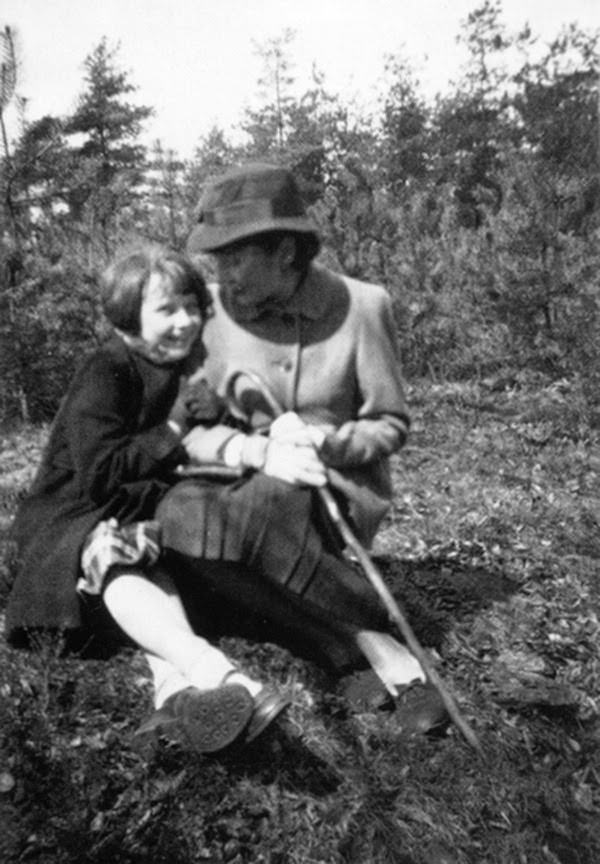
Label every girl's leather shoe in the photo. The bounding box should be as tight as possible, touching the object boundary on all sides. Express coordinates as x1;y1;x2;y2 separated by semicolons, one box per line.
244;686;291;743
135;683;254;753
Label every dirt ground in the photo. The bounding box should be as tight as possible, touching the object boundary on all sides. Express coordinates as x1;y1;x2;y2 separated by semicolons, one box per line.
1;379;599;863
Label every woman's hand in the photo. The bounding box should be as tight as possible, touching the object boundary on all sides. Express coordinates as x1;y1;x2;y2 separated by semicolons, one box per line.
261;412;327;486
269;411;327;450
262;438;327;487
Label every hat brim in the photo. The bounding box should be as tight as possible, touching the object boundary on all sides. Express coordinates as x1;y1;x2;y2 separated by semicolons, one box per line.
187;217;320;255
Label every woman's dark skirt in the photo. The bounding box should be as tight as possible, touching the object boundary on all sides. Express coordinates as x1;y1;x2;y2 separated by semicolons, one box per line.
156;474;388;672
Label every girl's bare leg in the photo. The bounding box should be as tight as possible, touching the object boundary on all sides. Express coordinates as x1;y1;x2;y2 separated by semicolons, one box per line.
103;566;262;706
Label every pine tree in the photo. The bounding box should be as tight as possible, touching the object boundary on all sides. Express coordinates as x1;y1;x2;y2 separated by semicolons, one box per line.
64;38;153;258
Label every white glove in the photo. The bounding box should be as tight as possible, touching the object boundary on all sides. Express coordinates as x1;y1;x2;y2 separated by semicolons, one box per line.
269;411;327;451
263;437;327;487
224;413;328;486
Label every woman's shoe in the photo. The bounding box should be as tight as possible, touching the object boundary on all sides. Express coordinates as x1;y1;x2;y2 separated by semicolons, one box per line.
339;668;396;712
244;686;292;743
393;680;449;735
339;670;449;735
135;683;254;753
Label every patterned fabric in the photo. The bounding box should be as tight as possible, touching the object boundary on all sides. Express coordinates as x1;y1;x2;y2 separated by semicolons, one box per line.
78;518;162;596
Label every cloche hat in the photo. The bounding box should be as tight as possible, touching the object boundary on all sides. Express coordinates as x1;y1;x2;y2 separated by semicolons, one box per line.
186;163;320;254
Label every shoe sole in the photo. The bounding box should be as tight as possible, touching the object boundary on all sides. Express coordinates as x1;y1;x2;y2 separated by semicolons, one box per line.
173;684;254;753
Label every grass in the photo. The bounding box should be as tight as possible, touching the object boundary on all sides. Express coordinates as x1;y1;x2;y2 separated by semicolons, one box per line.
1;374;599;864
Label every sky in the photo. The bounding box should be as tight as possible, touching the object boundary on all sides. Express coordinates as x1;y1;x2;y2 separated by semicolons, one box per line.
1;0;598;158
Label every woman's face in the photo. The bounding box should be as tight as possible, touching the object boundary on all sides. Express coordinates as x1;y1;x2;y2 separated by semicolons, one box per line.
139;272;202;363
213;241;291;318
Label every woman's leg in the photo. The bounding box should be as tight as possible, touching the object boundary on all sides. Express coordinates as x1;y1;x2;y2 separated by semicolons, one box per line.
356;631;425;694
159;477;425;692
300;550;426;691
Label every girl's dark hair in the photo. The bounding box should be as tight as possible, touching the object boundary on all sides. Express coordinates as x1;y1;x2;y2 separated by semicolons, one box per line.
101;246;211;335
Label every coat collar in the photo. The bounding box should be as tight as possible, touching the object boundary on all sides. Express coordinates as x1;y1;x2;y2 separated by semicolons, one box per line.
281;264;329;319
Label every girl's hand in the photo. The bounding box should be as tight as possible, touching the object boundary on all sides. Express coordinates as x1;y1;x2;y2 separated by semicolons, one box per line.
169;377;224;435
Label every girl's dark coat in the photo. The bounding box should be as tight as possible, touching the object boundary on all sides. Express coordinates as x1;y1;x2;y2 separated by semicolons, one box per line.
5;335;185;645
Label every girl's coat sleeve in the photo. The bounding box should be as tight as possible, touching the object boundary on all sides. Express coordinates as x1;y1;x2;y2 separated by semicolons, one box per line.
55;349;184;506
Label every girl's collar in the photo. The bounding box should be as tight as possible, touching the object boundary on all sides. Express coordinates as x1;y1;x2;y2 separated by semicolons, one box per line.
114;329;181;367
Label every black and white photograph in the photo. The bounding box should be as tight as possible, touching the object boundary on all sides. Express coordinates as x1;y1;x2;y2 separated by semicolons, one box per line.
1;1;599;861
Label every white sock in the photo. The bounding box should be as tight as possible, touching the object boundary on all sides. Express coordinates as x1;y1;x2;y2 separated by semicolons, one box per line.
184;649;263;698
225;671;263;698
356;631;426;695
145;654;189;709
146;645;264;708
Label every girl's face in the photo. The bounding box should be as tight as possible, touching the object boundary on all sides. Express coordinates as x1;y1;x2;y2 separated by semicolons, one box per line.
139;272;202;363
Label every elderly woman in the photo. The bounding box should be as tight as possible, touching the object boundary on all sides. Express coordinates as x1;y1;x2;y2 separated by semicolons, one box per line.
158;163;446;733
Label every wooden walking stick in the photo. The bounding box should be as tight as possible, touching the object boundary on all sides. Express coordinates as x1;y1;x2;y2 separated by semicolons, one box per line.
226;370;484;754
315;485;483;754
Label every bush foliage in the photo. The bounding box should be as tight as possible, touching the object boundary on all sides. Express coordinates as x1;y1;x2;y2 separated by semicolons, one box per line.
1;3;599;422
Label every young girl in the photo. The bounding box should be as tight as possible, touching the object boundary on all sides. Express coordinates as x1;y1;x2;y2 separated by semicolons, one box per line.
5;246;288;753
